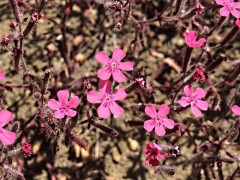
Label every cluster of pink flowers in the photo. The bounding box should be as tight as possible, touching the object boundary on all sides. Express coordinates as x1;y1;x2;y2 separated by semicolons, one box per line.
144;143;167;166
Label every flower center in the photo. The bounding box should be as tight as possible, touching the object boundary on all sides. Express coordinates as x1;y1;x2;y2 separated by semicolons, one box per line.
111;62;116;67
59;100;70;112
225;3;233;11
104;95;112;102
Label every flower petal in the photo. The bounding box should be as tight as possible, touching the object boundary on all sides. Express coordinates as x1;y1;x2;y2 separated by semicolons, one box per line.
95;51;110;65
0;110;13;128
48;99;60;110
144;120;156;132
114;88;127;101
112;69;126;83
157;104;170;117
193;87;206;99
196;100;208;111
68;96;80;108
57;90;69;102
236;19;240;28
97;103;110;119
145;105;157;118
65;109;77;117
112;48;126;62
155;123;166;136
109;101;124;118
231;8;240;18
98;80;112;94
234;2;240;8
191;103;202;117
54;111;65;119
195;38;206;47
87;90;103;104
231;105;240;116
0;128;16;146
215;0;225;5
97;66;112;80
220;7;230;17
179;97;190;107
162;118;175;129
119;62;134;71
184;85;193;97
0;71;5;80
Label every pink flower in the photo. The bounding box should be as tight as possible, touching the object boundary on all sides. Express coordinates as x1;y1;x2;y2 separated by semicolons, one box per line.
184;31;206;48
144;143;168;166
193;67;205;82
144;104;175;136
48;90;80;119
0;71;5;80
179;85;208;117
215;0;240;18
87;80;127;119
231;105;240;116
236;19;240;28
96;48;134;83
0;110;16;146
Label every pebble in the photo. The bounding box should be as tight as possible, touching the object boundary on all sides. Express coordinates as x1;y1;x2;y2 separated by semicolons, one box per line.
127;138;139;152
111;148;121;163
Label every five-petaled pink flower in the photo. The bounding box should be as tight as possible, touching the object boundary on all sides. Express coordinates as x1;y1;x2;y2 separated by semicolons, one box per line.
96;48;134;83
48;90;80;119
144;104;175;136
184;31;206;48
179;85;208;117
215;0;240;18
87;80;127;119
231;105;240;116
0;110;16;146
144;143;168;166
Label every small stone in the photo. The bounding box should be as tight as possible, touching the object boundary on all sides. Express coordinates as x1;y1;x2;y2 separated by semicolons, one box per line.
127;138;139;152
33;142;42;154
73;35;83;46
75;53;85;63
111;148;121;163
46;43;57;52
80;147;90;160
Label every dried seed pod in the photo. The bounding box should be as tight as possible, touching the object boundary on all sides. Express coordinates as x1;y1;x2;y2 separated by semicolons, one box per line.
89;119;118;136
4;164;25;180
206;55;226;71
23;12;40;37
11;121;21;133
173;0;184;15
182;46;193;73
41;69;51;95
220;25;239;46
125;120;144;127
70;133;88;150
225;65;240;82
8;0;21;24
